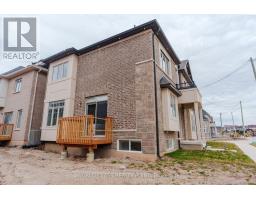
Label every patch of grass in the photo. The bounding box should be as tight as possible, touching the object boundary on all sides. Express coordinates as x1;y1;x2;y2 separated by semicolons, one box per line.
166;148;255;166
207;141;239;151
111;160;123;164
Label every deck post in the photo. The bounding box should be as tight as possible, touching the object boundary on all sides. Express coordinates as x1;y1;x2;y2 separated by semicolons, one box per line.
60;145;68;160
86;146;94;162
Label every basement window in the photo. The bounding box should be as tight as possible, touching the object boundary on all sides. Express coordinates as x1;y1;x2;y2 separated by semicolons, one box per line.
117;139;142;152
166;138;175;151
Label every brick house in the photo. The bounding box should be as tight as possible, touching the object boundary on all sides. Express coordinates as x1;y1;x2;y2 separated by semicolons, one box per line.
0;65;48;146
38;19;206;161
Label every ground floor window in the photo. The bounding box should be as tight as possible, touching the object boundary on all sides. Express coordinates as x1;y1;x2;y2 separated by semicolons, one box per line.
117;139;142;152
16;109;22;129
166;138;175;151
47;100;65;126
4;112;13;124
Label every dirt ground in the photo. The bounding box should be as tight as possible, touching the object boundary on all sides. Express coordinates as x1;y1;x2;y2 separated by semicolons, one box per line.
0;147;256;185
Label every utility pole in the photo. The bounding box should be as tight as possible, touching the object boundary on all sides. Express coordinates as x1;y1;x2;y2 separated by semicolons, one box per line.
250;57;256;81
220;112;223;127
240;101;245;135
231;112;236;132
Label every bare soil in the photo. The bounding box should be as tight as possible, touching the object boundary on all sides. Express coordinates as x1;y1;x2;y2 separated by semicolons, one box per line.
0;147;255;185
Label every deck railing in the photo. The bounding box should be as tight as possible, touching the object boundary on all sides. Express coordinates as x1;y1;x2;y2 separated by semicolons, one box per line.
56;115;113;146
0;124;14;141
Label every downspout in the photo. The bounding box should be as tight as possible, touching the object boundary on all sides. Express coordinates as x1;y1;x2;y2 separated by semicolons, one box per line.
27;69;41;144
152;33;161;159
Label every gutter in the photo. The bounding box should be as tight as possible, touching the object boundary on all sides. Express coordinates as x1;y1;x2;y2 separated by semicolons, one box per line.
152;33;161;159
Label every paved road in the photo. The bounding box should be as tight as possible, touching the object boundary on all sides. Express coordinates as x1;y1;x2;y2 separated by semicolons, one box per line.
229;137;256;162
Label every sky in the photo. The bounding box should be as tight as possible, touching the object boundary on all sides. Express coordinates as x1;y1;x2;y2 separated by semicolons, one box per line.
0;14;255;126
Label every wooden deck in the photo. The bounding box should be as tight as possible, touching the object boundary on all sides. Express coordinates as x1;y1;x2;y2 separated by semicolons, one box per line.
0;124;14;141
56;115;113;146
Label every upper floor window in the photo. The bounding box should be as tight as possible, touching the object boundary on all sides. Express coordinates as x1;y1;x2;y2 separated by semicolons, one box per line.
170;94;177;117
52;62;68;81
160;51;170;75
15;78;22;93
16;109;23;129
47;100;65;126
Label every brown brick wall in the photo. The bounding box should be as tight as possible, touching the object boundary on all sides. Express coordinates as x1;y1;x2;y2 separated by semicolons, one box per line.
73;29;180;157
74;30;158;154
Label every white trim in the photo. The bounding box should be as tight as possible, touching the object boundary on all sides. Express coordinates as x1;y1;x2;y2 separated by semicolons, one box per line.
85;95;108;104
117;139;142;153
112;129;136;132
135;59;153;65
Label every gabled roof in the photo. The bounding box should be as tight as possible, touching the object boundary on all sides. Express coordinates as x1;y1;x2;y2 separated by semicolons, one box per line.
0;65;48;79
41;19;181;66
179;60;194;83
1;66;25;76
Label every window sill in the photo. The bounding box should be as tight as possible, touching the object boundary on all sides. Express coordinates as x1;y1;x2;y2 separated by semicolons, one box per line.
117;150;142;153
49;77;70;85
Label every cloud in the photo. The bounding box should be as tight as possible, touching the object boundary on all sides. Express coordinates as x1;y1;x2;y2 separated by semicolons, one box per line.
0;14;255;125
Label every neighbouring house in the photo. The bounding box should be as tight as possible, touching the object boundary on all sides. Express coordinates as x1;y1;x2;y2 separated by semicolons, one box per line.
202;109;217;138
176;60;205;149
0;65;48;146
39;19;206;161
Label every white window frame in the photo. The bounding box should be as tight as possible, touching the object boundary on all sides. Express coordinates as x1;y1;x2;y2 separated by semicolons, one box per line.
16;109;22;129
160;50;172;77
52;62;69;81
4;112;13;124
117;139;142;153
170;93;177;118
166;138;175;151
15;78;22;93
46;100;65;127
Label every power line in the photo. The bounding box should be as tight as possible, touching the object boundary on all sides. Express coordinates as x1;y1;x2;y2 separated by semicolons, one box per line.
200;60;249;89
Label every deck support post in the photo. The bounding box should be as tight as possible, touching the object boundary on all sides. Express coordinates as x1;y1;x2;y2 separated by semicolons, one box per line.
60;145;68;160
87;146;94;162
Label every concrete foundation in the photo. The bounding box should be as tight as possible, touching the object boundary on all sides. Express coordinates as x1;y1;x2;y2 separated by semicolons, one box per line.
180;140;206;150
43;142;87;157
60;151;68;160
86;147;94;162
